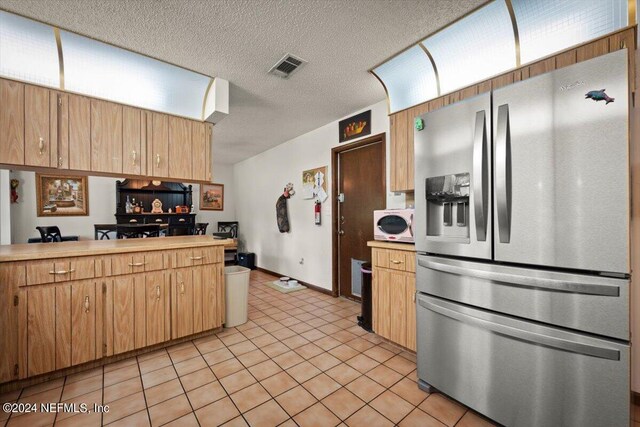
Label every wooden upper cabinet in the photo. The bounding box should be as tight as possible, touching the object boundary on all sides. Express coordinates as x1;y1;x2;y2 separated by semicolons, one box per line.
168;116;193;180
390;109;409;192
149;112;169;178
91;99;123;174
123;106;145;176
0;79;24;165
192;121;212;182
68;94;91;171
25;84;50;167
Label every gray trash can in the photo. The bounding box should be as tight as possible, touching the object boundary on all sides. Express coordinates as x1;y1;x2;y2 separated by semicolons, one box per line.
224;265;251;327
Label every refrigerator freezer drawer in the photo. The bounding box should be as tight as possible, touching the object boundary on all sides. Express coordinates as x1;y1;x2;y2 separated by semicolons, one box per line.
417;255;628;340
417;294;630;427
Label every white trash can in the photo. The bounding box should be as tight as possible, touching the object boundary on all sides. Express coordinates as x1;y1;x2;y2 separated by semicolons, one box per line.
224;265;251;327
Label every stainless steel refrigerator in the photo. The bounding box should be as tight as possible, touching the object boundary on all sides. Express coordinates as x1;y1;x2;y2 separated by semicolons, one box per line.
414;49;630;427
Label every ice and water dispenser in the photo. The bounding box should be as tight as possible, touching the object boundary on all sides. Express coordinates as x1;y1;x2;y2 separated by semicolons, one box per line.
425;173;470;241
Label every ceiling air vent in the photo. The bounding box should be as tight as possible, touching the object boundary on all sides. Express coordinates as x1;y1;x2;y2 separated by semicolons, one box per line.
268;53;307;79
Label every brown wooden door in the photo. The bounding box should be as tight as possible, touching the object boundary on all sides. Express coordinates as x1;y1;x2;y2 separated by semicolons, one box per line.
91;99;123;173
150;112;169;177
337;137;385;299
68;94;91;171
169;116;193;180
173;269;194;338
71;280;97;365
123;106;144;175
192;121;208;181
25;84;50;167
0;79;25;165
146;271;168;346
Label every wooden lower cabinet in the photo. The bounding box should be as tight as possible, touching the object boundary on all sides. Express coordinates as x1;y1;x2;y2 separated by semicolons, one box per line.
105;271;170;356
26;279;101;376
172;264;223;339
371;246;416;351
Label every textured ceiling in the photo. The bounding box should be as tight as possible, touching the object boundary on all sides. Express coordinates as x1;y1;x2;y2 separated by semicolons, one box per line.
0;0;485;164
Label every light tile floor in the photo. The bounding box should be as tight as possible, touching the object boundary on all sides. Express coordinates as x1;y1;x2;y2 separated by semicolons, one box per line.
1;270;636;426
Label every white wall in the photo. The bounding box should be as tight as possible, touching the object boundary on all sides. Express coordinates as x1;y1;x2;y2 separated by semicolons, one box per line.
234;100;406;290
9;164;236;244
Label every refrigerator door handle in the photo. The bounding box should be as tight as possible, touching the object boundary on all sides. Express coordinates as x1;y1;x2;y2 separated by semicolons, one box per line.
496;104;511;243
418;258;620;297
473;110;488;241
417;296;620;360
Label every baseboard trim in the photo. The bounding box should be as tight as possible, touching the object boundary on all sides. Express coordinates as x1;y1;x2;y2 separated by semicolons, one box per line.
255;267;335;296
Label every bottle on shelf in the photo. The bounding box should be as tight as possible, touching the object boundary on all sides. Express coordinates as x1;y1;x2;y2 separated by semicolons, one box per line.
125;196;132;214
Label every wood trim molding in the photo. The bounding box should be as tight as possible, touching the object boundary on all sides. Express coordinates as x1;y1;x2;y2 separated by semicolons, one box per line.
255;267;334;296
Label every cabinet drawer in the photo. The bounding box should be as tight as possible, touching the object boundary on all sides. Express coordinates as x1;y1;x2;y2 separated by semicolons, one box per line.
26;257;96;286
175;247;221;268
373;248;414;272
105;252;168;276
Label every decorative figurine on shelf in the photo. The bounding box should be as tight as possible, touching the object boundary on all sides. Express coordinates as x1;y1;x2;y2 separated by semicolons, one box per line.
10;179;19;203
151;198;163;213
168;208;173;213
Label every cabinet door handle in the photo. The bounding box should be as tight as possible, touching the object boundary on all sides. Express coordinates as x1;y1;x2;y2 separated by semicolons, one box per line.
58;156;63;167
38;137;45;155
84;296;90;313
128;262;146;267
179;218;185;222
156;285;161;300
390;259;403;264
156;154;161;167
129;219;138;223
131;150;137;165
155;219;162;223
189;256;204;261
180;282;185;294
49;268;76;275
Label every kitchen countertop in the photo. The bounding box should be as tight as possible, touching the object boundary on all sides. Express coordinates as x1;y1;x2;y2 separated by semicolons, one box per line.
367;240;416;251
0;236;235;262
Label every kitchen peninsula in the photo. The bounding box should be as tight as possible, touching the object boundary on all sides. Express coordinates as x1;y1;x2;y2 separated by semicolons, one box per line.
0;236;233;391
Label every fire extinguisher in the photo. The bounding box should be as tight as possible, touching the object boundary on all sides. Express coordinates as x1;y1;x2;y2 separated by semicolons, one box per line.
314;201;321;225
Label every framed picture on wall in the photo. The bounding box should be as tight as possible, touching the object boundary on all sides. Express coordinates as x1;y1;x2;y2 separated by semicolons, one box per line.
339;110;371;143
200;183;224;211
36;174;89;217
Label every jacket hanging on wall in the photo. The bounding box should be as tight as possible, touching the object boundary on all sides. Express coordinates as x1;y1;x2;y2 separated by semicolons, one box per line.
276;183;295;233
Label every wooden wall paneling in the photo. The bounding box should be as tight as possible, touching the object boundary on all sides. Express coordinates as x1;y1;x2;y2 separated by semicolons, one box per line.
71;280;96;365
24;84;50;167
112;276;134;355
0;264;25;382
168;116;193;180
27;286;56;376
577;38;610;62
91;100;123;174
0;79;25;165
527;58;556;78
491;72;516;90
134;275;146;349
459;85;478;100
151;113;169;177
476;80;492;94
555;49;578;69
68;94;91;171
55;285;71;369
122;106;142;176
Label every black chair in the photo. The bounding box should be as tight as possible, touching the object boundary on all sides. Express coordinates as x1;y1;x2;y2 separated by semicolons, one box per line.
167;224;193;236
94;224;117;240
34;226;79;243
217;221;238;238
194;223;209;235
116;224;160;239
217;222;238;265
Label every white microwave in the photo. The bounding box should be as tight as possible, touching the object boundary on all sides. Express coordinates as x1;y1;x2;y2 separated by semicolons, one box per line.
373;209;414;243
